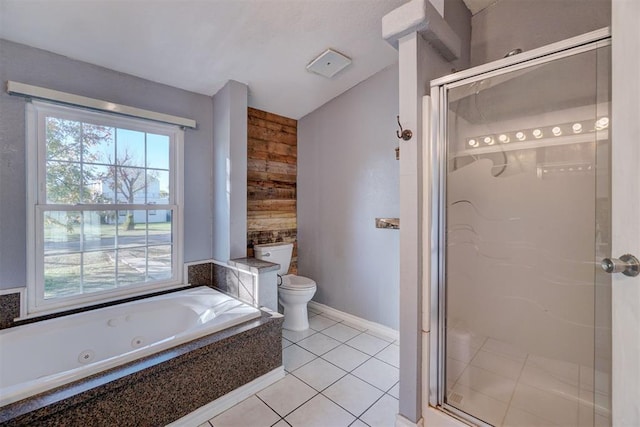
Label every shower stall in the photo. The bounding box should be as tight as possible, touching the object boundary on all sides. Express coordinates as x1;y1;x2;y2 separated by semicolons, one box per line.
429;29;612;426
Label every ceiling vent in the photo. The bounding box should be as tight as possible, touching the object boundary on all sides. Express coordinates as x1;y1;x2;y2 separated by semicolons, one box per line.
306;49;352;78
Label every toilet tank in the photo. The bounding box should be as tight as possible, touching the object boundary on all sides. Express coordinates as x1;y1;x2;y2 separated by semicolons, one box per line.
253;243;293;276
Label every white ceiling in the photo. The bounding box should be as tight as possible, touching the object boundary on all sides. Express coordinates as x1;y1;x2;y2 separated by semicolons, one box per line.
0;0;409;119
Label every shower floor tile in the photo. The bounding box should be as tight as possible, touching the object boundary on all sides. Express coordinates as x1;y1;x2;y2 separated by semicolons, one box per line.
445;329;610;426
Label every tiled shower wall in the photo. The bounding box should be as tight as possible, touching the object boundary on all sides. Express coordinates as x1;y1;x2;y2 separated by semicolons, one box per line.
247;108;298;274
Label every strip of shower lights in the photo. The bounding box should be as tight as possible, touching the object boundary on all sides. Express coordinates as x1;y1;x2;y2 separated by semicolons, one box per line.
466;117;608;149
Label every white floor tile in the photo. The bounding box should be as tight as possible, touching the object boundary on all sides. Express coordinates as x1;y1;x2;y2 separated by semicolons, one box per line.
285;394;355;427
375;344;399;368
256;375;317;417
293;357;346;391
481;338;527;362
447;329;485;362
519;361;580;400
282;328;316;343
387;382;399;399
210;395;280;427
197;422;212;427
309;314;338;331
322;344;371;372
447;337;480;364
322;323;362;342
470;349;525;381
455;365;517;403
346;333;390;356
283;345;316;372
282;337;292;349
510;382;579;426
526;354;580;386
323;374;384;417
352;357;399;391
449;384;509;426
349;419;369;427
360;394;399;427
297;333;342;356
271;420;290;427
503;406;554;427
447;358;467;391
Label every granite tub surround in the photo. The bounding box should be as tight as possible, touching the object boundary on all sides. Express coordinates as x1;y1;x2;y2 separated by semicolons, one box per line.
0;311;283;426
187;262;214;287
0;292;20;330
229;257;281;273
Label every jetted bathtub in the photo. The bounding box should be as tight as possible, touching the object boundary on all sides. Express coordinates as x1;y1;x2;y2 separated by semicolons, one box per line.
0;286;261;407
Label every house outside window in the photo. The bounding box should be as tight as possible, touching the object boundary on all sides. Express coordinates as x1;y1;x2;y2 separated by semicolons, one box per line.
26;101;184;315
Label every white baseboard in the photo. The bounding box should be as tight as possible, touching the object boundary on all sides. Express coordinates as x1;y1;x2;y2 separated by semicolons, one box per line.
396;414;424;427
308;301;399;341
168;366;285;426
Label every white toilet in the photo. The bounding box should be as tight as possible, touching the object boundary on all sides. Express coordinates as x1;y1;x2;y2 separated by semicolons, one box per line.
253;243;316;331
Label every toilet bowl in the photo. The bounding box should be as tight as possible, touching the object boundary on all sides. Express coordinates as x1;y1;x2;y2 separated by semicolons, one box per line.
253;243;317;331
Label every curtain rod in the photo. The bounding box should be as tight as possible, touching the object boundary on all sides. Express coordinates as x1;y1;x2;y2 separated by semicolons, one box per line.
6;81;197;129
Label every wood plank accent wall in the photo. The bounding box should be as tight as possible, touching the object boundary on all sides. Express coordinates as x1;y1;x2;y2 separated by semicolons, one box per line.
247;107;297;274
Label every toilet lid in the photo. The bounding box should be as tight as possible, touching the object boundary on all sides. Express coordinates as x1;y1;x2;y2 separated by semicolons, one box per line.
280;274;316;290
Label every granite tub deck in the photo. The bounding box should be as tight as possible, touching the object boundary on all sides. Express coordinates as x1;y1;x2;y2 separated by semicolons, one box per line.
0;311;283;427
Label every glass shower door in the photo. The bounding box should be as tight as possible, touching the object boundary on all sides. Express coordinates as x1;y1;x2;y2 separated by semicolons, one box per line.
438;40;611;426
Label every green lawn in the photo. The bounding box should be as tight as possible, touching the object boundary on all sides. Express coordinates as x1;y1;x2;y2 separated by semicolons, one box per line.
44;220;171;241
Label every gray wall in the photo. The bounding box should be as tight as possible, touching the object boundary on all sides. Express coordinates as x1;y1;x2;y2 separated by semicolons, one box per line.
445;0;472;73
212;80;248;261
470;0;611;66
298;64;400;330
0;39;215;290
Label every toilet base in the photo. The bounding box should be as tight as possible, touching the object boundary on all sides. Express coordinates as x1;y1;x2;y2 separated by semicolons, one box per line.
281;301;310;331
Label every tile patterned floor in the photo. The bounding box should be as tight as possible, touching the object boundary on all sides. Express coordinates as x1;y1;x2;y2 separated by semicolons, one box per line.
446;328;612;427
200;307;399;427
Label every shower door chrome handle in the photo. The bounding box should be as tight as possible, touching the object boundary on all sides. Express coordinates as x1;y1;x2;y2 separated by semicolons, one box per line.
601;254;640;277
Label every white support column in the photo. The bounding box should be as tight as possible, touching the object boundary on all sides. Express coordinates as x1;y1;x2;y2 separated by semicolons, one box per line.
212;80;248;262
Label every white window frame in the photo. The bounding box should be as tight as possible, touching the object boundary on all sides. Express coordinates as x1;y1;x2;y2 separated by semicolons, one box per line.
26;101;184;317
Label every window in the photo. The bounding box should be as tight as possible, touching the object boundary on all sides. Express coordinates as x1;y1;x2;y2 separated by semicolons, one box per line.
27;101;183;315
